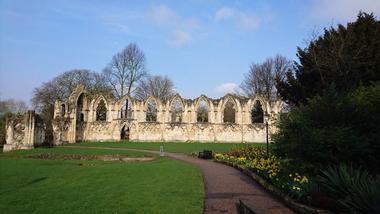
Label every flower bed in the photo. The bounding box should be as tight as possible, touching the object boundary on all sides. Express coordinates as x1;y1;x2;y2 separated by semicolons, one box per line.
214;146;332;214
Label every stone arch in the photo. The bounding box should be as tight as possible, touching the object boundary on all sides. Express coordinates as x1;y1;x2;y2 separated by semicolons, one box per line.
75;92;89;112
144;96;162;110
120;124;130;141
77;93;84;108
75;92;88;141
93;96;108;121
76;93;86;122
195;95;211;123
248;95;268;113
170;95;184;123
251;100;264;123
145;97;159;122
222;97;238;123
92;95;109;110
118;96;134;119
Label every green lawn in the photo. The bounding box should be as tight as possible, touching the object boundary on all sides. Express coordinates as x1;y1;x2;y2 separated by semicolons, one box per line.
0;147;204;214
67;141;265;154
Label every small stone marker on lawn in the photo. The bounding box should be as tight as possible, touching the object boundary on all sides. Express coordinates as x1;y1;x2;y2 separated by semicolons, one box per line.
160;146;165;157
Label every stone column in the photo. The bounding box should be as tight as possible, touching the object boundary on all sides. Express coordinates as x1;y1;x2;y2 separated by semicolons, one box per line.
3;118;15;152
21;110;35;150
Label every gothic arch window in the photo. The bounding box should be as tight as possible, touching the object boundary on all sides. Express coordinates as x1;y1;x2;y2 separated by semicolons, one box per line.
77;93;84;111
171;99;183;122
197;100;208;123
223;100;236;123
96;100;107;121
61;104;66;116
120;99;132;119
76;93;85;122
146;99;157;122
251;100;264;123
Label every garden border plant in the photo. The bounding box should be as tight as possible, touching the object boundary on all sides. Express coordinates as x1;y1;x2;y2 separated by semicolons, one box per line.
213;146;332;214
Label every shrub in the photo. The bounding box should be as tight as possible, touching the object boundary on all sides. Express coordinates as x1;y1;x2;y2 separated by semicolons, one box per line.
273;83;380;174
318;164;380;213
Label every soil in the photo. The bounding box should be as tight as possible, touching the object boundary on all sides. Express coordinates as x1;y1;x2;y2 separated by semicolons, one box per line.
26;153;155;162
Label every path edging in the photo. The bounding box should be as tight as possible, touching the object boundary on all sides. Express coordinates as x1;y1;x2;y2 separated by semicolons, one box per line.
214;160;333;214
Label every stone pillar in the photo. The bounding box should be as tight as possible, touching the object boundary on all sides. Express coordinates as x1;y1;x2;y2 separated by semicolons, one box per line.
3;118;15;152
67;109;77;143
19;111;35;150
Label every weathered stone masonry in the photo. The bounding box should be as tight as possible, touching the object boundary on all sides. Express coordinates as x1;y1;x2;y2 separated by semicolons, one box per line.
3;110;46;152
52;86;285;145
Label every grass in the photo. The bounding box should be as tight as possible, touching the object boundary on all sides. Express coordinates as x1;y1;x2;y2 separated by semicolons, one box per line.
67;141;265;154
0;147;204;214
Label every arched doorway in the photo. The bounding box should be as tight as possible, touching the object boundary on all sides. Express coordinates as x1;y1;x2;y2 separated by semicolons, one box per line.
120;125;130;141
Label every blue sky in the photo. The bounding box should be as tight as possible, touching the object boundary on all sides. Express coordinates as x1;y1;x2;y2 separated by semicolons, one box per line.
1;0;379;104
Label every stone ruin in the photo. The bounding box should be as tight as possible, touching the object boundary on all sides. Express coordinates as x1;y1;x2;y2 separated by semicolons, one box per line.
52;85;285;145
2;85;286;152
3;110;46;152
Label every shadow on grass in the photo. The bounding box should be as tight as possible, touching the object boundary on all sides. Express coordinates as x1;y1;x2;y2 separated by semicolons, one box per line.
0;177;47;195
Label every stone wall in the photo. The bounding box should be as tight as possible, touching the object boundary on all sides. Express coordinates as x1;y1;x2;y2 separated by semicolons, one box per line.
52;86;285;144
3;111;46;152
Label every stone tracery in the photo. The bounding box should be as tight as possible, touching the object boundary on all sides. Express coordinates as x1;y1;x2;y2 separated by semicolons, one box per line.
51;86;283;144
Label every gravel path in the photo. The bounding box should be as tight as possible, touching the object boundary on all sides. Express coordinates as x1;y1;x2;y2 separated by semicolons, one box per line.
64;146;294;214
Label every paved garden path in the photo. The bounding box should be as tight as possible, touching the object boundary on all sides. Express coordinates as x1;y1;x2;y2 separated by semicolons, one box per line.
65;146;294;214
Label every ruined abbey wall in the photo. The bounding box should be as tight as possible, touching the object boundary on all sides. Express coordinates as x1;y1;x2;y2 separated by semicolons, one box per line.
3;111;46;152
52;86;285;144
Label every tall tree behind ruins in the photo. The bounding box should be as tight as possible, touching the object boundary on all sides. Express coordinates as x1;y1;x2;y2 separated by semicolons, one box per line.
31;69;112;142
134;75;176;102
240;54;292;101
103;43;147;98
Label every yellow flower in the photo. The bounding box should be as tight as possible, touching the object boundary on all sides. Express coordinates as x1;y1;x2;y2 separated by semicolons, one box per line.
300;176;309;184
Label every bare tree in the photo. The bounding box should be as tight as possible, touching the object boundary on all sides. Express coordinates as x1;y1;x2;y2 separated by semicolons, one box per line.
32;69;111;111
241;54;292;101
134;75;175;102
31;69;112;142
103;43;147;98
0;99;28;115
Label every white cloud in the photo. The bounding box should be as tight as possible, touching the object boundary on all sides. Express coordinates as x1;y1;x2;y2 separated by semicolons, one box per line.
215;83;241;95
148;4;199;47
310;0;380;22
238;13;260;31
214;7;265;31
149;4;180;26
215;7;235;21
168;30;192;47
